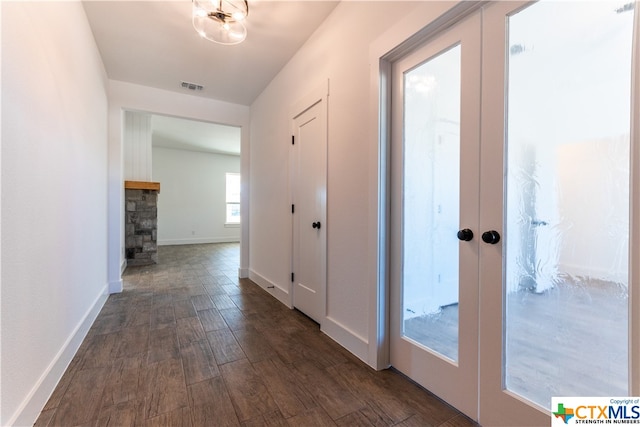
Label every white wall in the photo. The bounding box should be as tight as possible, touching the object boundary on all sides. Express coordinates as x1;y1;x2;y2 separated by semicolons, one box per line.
124;111;153;181
1;2;109;425
249;1;455;365
107;81;251;290
152;147;240;245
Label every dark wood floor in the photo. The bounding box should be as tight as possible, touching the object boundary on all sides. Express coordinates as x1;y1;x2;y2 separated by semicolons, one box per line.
35;243;476;427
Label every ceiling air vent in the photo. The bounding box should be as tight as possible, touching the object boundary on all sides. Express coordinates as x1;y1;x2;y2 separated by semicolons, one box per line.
181;81;204;91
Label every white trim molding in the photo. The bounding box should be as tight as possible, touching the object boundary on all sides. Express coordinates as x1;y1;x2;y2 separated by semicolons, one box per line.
158;237;240;246
249;269;292;308
322;316;369;364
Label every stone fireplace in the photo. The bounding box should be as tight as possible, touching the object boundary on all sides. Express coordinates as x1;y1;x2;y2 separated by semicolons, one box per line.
125;180;160;266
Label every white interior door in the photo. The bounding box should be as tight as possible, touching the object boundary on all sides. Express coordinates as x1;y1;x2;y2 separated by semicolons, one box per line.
389;12;481;419
292;94;327;324
389;1;638;425
479;1;636;424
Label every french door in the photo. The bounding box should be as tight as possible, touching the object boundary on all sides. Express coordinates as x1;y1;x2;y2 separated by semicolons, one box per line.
389;1;638;425
390;11;481;419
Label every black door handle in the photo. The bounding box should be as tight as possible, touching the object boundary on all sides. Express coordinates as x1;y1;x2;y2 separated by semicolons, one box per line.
312;221;321;230
482;230;501;244
457;229;474;241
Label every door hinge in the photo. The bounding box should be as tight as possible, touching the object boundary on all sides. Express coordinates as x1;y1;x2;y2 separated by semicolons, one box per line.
292;204;295;214
291;272;295;282
291;135;295;145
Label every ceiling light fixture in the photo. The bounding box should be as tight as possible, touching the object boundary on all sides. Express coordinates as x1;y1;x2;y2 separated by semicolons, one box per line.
192;0;249;45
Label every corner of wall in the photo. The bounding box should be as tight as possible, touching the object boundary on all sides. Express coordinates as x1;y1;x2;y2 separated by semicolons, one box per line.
7;286;108;426
109;278;123;294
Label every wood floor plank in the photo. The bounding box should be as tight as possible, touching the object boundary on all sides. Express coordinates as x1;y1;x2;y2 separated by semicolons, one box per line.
42;351;84;411
176;316;206;346
150;304;176;330
219;358;280;422
222;284;243;296
285;407;337;426
233;325;277;363
147;327;180;363
439;414;479;427
260;327;308;365
173;299;197;319
48;367;110;426
206;329;246;365
211;293;237;310
252;357;316;418
90;311;128;335
203;283;227;296
395;413;434;427
80;332;120;370
180;339;220;385
116;324;150;357
143;358;188;419
242;410;289;427
327;361;413;423
191;404;241;427
197;308;228;332
219;307;247;331
125;305;151;327
183;284;208;297
376;369;459;425
290;329;347;369
95;400;139;427
358;402;398;426
188;377;240;426
335;410;385;427
191;294;214;311
101;355;143;407
145;407;192;427
292;360;364;420
152;292;174;307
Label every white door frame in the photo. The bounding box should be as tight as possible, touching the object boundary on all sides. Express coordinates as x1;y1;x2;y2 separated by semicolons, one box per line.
289;81;329;323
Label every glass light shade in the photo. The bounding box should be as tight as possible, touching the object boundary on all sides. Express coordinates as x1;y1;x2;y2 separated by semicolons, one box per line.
192;0;248;45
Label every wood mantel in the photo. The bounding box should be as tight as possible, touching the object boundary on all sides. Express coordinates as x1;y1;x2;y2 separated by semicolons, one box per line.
124;180;160;192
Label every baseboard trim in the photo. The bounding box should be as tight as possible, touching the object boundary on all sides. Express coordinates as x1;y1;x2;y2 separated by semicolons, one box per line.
109;279;123;294
8;284;109;427
249;269;291;308
238;268;249;279
322;316;369;366
158;237;240;246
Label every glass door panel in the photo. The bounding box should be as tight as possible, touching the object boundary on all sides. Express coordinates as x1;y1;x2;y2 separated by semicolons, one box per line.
504;0;633;409
403;45;461;362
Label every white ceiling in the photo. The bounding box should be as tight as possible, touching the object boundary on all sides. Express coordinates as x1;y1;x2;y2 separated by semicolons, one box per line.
83;1;338;154
151;114;242;155
82;0;339;106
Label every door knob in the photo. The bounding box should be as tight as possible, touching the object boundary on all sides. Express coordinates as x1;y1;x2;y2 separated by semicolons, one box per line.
457;229;474;241
482;230;501;244
312;221;321;230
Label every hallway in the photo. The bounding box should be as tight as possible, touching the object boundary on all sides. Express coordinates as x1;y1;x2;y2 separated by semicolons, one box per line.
35;243;475;426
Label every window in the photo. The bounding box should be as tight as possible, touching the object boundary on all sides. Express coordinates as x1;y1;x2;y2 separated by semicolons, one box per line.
225;173;240;224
